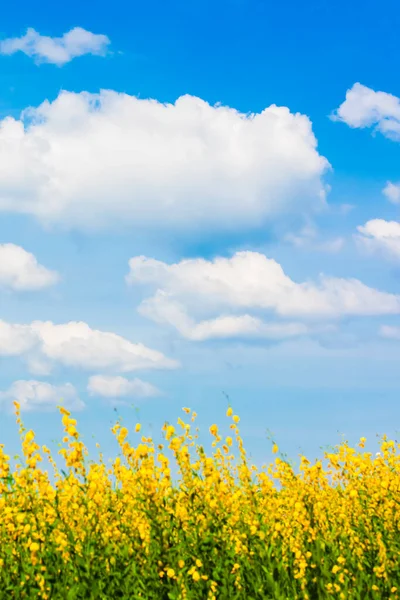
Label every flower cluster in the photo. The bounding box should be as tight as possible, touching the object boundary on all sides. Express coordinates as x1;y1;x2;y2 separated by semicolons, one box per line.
0;402;399;599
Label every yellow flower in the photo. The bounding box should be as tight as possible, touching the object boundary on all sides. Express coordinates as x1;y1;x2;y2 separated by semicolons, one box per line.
118;427;129;443
226;407;233;417
0;396;399;599
24;430;35;444
165;425;175;440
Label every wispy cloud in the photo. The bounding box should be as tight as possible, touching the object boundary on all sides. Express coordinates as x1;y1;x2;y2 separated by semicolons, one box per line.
380;325;400;340
284;223;344;254
0;319;179;375
126;251;400;342
87;375;162;403
383;182;400;205
0;380;83;413
0;27;110;66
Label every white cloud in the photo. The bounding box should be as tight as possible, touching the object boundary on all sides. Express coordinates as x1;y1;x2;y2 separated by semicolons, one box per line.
0;27;110;66
0;380;83;413
0;90;329;232
87;374;161;401
0;243;59;290
380;325;400;340
337;203;355;216
383;182;400;205
126;251;400;341
284;223;318;248
319;237;345;254
0;319;179;374
331;82;400;141
137;292;310;341
356;219;400;260
188;316;309;341
284;223;344;253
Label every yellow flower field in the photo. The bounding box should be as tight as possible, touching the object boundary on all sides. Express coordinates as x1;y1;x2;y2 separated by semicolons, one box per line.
0;401;399;599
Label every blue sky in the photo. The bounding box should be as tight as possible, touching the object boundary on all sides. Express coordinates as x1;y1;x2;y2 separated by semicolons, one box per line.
0;0;400;476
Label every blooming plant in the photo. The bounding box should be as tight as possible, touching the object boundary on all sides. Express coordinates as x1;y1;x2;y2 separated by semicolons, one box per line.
0;402;399;599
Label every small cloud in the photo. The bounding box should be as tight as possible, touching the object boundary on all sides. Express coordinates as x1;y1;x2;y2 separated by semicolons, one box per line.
0;243;59;290
284;223;317;248
331;82;400;141
318;237;345;254
356;219;400;261
383;181;400;205
0;27;110;66
284;224;344;254
379;325;400;340
87;374;161;403
337;203;354;216
0;319;179;374
0;380;83;413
